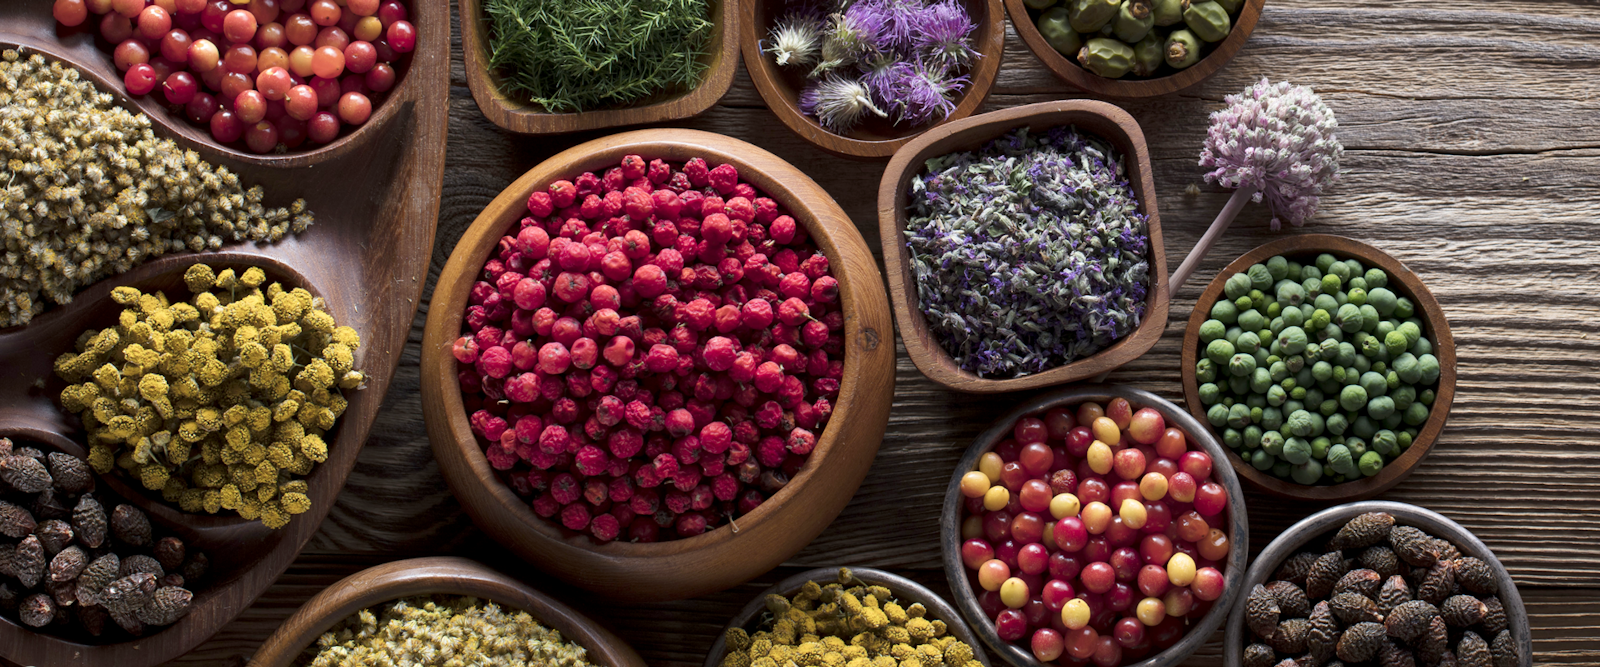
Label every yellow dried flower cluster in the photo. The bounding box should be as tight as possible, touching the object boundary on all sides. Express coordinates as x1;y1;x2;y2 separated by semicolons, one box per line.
0;50;314;328
53;263;363;530
305;595;597;667
721;569;983;667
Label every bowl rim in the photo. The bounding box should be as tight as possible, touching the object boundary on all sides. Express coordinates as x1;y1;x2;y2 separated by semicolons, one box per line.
877;100;1170;394
1177;233;1457;502
420;128;895;601
738;0;1006;159
1221;500;1533;667
938;384;1250;667
701;566;994;667
1002;0;1266;98
245;556;646;667
458;0;739;135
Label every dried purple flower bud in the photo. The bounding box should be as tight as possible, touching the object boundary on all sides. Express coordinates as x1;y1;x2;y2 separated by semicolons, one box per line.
911;0;978;68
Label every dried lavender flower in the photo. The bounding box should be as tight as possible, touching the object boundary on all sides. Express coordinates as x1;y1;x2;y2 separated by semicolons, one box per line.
912;0;979;68
765;10;826;67
799;75;887;133
1199;77;1343;230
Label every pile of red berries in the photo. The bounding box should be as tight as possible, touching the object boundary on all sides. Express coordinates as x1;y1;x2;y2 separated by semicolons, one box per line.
52;0;416;154
453;154;845;545
957;398;1234;667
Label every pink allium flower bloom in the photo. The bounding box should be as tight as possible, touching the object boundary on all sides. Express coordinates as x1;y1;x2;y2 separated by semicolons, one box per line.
1199;78;1343;230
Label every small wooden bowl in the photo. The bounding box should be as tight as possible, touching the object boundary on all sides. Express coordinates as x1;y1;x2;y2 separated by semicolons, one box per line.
940;385;1249;667
421;129;896;602
877;100;1169;394
1178;234;1457;502
740;0;1006;159
459;0;739;134
1223;500;1532;667
1004;0;1265;98
701;567;993;667
248;556;646;667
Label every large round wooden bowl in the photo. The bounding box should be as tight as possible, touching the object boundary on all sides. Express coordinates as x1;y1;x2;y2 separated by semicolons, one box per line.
702;567;992;667
1179;234;1456;502
1005;0;1264;98
739;0;1006;159
248;557;646;667
878;101;1169;394
421;129;896;602
1224;501;1532;667
460;0;739;134
940;385;1249;667
0;1;448;663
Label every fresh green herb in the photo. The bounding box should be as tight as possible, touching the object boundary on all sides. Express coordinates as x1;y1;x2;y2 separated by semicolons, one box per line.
483;0;713;113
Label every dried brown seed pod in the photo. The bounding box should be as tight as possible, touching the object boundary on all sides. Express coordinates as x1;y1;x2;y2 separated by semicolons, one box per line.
1416;616;1450;667
1244;642;1278;667
1270;618;1311;654
1481;596;1508;635
48;544;87;582
135;586;193;626
154;536;186;572
1489;629;1516;667
1307;551;1348;600
1267;580;1311;619
1329;512;1395;550
35;518;74;554
30;487;70;521
1435;539;1460;562
1384;600;1439;641
45;452;93;494
1337;622;1387;663
18;592;55;627
75;553;120;606
1277;552;1322;585
0;455;53;493
1450;558;1497;596
72;494;108;549
1331;591;1384;625
0;583;15;612
1438;650;1459;667
1456;631;1491;667
1418;561;1455;605
181;551;209;583
46;578;77;607
13;535;45;588
0;543;13;578
160;573;186;588
119;554;164;579
1334;568;1383;599
110;504;152;547
1247;583;1283;639
1380;640;1418;667
1362;546;1403;578
1390;527;1440;567
1272;659;1301;667
0;500;37;538
1306;600;1340;665
1378;575;1412;615
1440;594;1486;627
103;572;157;635
77;603;109;636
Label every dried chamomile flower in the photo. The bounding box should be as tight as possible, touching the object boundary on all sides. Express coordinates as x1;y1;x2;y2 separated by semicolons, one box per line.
306;594;597;667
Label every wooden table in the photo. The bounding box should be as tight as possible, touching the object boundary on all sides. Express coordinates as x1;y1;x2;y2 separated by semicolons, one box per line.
166;1;1600;664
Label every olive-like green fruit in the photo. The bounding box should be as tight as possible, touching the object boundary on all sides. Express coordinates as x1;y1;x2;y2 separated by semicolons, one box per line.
1213;0;1242;13
1182;0;1231;42
1069;0;1121;33
1078;37;1134;77
1024;0;1058;9
1113;0;1155;43
1129;31;1164;76
1151;0;1183;25
1164;28;1202;68
1036;7;1084;57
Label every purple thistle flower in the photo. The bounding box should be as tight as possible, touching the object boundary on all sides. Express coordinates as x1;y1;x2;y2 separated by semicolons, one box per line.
1199;77;1343;230
911;0;978;68
884;60;967;126
812;0;892;75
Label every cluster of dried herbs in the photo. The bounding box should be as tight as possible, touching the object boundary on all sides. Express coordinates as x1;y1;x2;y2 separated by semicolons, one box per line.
0;438;207;639
301;595;596;667
483;0;712;113
0;50;313;328
903;126;1151;378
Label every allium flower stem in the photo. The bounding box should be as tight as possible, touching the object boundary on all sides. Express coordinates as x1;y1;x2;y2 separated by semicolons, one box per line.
1169;184;1259;289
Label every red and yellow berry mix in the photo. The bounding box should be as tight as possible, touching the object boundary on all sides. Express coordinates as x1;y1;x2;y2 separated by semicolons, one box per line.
957;399;1232;666
454;154;846;545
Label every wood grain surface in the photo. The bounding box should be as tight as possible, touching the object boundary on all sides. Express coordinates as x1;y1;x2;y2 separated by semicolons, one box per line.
145;0;1600;664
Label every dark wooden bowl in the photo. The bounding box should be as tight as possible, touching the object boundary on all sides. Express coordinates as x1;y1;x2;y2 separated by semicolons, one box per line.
1178;234;1457;502
0;1;447;664
1004;0;1265;98
459;0;739;134
701;567;993;667
740;0;1006;159
420;129;896;602
877;100;1169;394
939;384;1249;667
1223;500;1532;667
247;556;646;667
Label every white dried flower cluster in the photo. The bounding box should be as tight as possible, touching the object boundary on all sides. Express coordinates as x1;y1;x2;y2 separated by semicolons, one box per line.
0;50;314;328
307;595;598;667
1198;77;1343;230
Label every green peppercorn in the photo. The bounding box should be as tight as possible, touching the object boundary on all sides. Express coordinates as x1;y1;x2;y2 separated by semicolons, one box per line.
1229;375;1251;395
1403;402;1429;426
1357;451;1383;476
1037;7;1084;56
1206;338;1236;365
1411;337;1432;356
1229;352;1257;378
1394;296;1415;319
1210;299;1239;325
1326;412;1348;436
1164;28;1202;68
1347;287;1367;306
1290;458;1322;484
1367;287;1398;317
1237;309;1266;334
1113;0;1155;42
1366;395;1395;420
1129;32;1164;75
1244;425;1263;449
1348;275;1368;292
1371;429;1398;457
1351;415;1377;439
1275;281;1306;307
1227;402;1252;429
1280;306;1304;329
1069;0;1121;32
1078;37;1134;77
1277;326;1309;356
1282;436;1311;464
1302;276;1323;299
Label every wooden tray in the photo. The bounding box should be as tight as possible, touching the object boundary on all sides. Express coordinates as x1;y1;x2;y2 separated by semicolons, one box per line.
459;0;739;134
878;100;1170;394
0;2;449;664
740;0;1006;159
247;556;646;667
420;129;896;602
1178;234;1456;502
1004;0;1265;98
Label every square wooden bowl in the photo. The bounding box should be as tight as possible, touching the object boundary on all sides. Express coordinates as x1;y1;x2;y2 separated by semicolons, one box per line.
459;0;739;134
877;100;1169;394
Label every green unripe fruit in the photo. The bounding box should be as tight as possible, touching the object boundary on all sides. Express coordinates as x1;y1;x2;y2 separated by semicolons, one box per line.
1164;29;1202;68
1326;412;1349;437
1244;425;1263;449
1339;384;1368;412
1234;295;1253;312
1210;299;1239;325
1069;0;1121;32
1353;355;1371;373
1347;287;1367;306
1195;357;1218;383
1367;287;1398;317
1260;256;1285;281
1223;427;1243;449
1236;331;1261;355
1113;0;1155;43
1398;430;1413;450
1417;353;1440;384
1261;406;1284;431
1251;449;1274;470
1238;309;1267;333
1403;402;1429;426
1287;410;1316;438
1199;318;1226;343
1260;430;1285;456
1229;375;1251;395
1384;330;1409;357
1198;382;1221;405
1078;37;1134;77
1280;306;1304;328
1130;32;1164;75
1036;7;1084;56
1364;268;1387;288
1205;338;1235;365
1394;296;1415;319
1266;383;1287;406
1352;416;1377;440
1301;265;1322;282
1358;451;1384;477
1272;461;1292;479
1206;403;1228;427
1302;277;1323;299
1335;303;1364;333
1276;281;1306;307
1311;360;1333;383
1229;352;1257;378
1150;0;1183;24
1291;458;1323;485
1182;0;1230;41
1391;384;1416;411
1371;429;1398;457
1398;321;1422;347
1319;399;1339;416
1360;371;1388;398
1227;402;1252;429
1326;444;1355;475
1314;294;1339;313
1348;275;1368;292
1367;395;1396;420
1277;326;1309;356
1282;436;1312;465
1224;326;1242;345
1308;308;1331;332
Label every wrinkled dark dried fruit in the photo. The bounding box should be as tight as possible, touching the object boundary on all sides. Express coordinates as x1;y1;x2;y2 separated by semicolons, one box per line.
46;577;76;607
1332;591;1384;624
1418;561;1455;605
154;537;186;572
1456;631;1491;667
75;553;120;606
1267;580;1311;618
1438;650;1459;667
0;544;13;578
1362;545;1403;578
111;504;152;547
1337;622;1388;662
1489;629;1516;667
1380;640;1418;667
0;500;36;538
1245;642;1278;667
45;452;93;494
0;583;15;612
161;573;185;588
1385;600;1440;641
13;535;45;588
1271;660;1299;667
1334;568;1383;599
1307;551;1349;600
35;518;74;554
1330;512;1395;550
72;494;107;549
135;586;193;626
103;572;157;634
119;554;164;579
0;455;53;493
1450;558;1497;596
30;487;70;521
1440;594;1486;627
1378;574;1412;615
18;592;54;627
182;552;209;583
1277;552;1321;585
1307;600;1340;664
48;545;87;582
1435;539;1460;562
1390;527;1440;567
1416;616;1450;666
1481;596;1508;635
1247;584;1284;639
77;603;108;636
1271;617;1311;654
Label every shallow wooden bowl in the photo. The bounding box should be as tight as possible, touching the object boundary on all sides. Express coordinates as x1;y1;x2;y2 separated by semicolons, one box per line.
1178;234;1457;502
459;0;739;134
877;101;1169;394
0;2;448;663
940;384;1249;667
248;556;646;667
421;129;896;602
1004;0;1264;98
1223;500;1532;667
740;0;1006;159
701;567;992;667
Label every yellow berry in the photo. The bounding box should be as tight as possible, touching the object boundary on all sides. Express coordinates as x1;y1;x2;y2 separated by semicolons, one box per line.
1061;598;1090;629
982;486;1010;512
1120;498;1148;529
960;471;991;499
1139;472;1168;501
978;452;1004;483
1049;493;1081;519
1082;501;1112;534
999;578;1029;608
1136;597;1166;626
1086;441;1113;475
961;515;983;540
1092;416;1120;445
1167;553;1196;586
